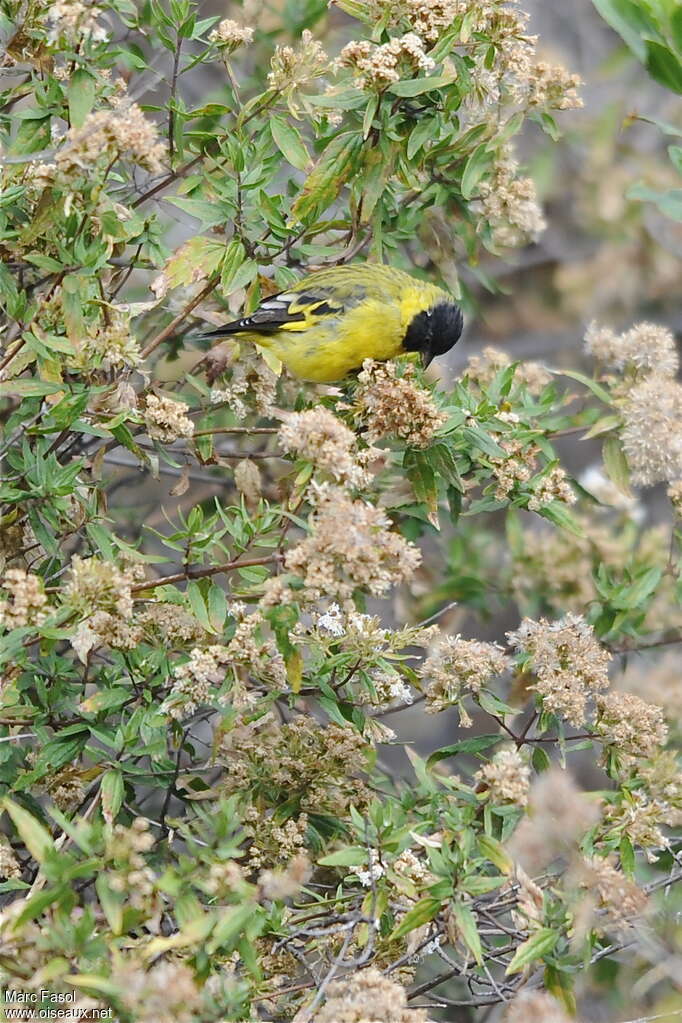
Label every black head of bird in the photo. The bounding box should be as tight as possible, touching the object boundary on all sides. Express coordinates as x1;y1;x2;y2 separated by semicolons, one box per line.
402;301;465;368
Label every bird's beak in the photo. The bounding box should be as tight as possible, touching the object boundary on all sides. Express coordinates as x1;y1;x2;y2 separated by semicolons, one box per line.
421;350;434;369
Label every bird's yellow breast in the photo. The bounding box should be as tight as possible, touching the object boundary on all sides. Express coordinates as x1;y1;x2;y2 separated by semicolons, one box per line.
243;298;406;383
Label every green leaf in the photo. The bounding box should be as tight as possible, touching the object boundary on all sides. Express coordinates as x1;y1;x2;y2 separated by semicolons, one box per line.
669;144;682;173
407;118;434;160
68;69;96;129
101;770;124;826
388;73;456;97
556;368;612;404
461;142;493;200
602;433;631;496
427;734;502;768
207;903;257;952
532;745;552;773
506;927;558;975
207;581;228;633
389;896;441;941
449;901;483;964
619;835;635;876
292;133;362;222
270;116;311;172
186;581;217;634
645;40;682;94
478;834;513;875
3;798;55;864
590;0;655;60
318;846;368;867
0;380;63;398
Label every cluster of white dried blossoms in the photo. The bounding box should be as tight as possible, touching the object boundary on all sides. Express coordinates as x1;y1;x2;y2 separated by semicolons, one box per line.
354;359;447;448
44;0;108;47
462;345;551;395
509;767;600;874
144;394;194;443
209;351;277;418
277;407;378;487
278;484;421;601
167;611;287;718
527;465;576;512
337;32;434;88
507;613;611;727
258;852;312;901
513;59;582;111
167;645;231;719
56;100;165;175
504;989;572;1023
595;691;668;759
584;321;679;377
572;855;647;935
475;748;530;806
314;967;427;1023
74;307;141;373
477;147;546;248
63;555;139;619
111;957;201;1023
0;569;48;629
72;610;142;663
267;29;328;92
209;18;254;53
489;439;538;500
420;633;509;720
619;376;682;487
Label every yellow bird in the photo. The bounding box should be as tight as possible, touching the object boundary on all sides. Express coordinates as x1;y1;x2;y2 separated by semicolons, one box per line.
197;264;464;383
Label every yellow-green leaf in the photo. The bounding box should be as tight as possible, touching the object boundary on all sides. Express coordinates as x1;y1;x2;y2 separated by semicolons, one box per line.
388;896;441;942
3;798;55;864
449;901;482;965
506;926;558;975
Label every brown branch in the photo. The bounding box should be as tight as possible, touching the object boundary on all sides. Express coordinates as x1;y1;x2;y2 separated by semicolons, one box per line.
140;277;219;359
130;553;282;593
193;426;278;437
131;153;204;209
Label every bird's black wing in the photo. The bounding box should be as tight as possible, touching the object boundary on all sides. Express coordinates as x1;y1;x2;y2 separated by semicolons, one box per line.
197;289;345;339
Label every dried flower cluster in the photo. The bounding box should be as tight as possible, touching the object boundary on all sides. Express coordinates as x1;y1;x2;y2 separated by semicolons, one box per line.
462;345;551;395
507;613;611;726
268;30;328;92
595;691;668;759
210;350;277;418
504;990;572;1023
489;439;538;500
76;307;142;372
278;407;377;487
354;359;447;448
421;633;509;719
509;767;600;874
477;147;546;247
44;0;108;47
527;465;576;511
584;320;679;377
281;484;421;601
63;555;138;619
574;855;648;933
337;32;434;88
144;394;195;442
314;967;427;1023
0;569;48;629
219;714;369;815
56;101;165;175
620;376;682;486
475;748;530;806
209;18;254;52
